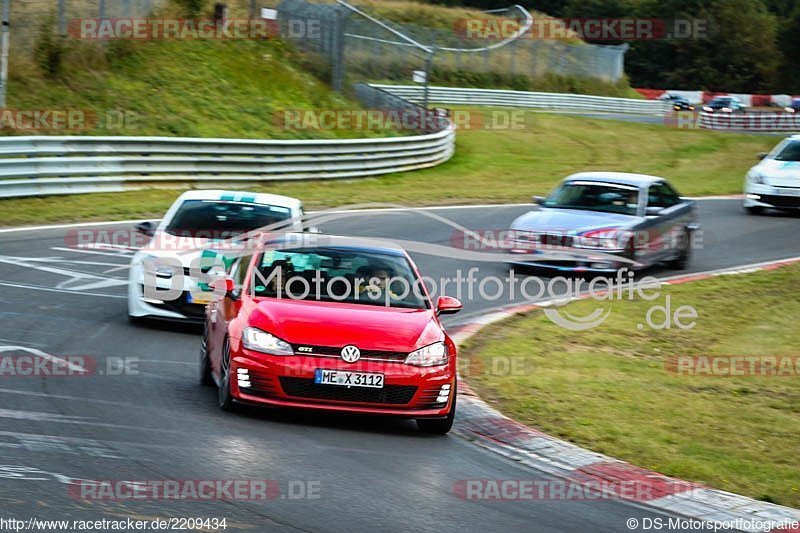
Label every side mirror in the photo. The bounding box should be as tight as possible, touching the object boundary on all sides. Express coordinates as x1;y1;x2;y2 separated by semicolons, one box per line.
436;296;462;316
532;195;545;205
135;221;155;236
757;152;768;160
645;206;663;216
210;277;238;300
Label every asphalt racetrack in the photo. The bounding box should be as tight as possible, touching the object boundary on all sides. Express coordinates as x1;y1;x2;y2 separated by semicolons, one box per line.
0;199;798;532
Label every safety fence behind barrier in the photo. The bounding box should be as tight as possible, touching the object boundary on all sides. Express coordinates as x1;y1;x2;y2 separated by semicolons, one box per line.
371;84;671;115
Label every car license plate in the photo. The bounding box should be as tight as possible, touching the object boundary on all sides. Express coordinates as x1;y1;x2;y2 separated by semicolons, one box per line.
778;188;800;197
314;369;384;389
187;291;214;305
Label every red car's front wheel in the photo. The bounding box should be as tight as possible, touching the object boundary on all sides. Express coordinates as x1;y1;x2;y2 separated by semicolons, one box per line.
218;337;237;412
200;325;214;387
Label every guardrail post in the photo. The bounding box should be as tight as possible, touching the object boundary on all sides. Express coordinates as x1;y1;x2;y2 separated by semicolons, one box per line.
422;49;434;110
57;0;66;35
0;0;9;108
331;8;346;92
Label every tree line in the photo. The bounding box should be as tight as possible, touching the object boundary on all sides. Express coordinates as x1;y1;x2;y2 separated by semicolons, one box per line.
426;0;800;93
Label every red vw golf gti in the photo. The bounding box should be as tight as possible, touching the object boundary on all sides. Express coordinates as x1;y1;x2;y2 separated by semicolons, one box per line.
200;234;462;434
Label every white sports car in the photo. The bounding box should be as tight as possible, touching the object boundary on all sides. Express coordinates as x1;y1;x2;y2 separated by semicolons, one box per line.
128;190;306;323
744;135;800;214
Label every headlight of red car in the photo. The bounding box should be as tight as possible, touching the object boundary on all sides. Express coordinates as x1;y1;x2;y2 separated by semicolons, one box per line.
405;341;448;367
242;327;294;356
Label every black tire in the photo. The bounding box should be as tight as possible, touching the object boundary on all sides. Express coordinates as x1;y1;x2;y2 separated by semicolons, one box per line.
199;324;214;387
417;383;456;435
666;230;691;270
217;337;237;412
745;205;764;215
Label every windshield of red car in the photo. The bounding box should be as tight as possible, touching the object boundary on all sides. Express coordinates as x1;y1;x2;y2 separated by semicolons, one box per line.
250;247;429;310
543;182;640;216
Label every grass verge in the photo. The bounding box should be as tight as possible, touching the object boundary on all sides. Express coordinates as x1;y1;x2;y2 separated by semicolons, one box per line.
462;264;800;507
7;5;372;139
0;109;776;227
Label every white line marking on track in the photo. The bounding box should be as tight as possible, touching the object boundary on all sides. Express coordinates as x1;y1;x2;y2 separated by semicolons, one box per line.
0;281;126;299
0;411;188;433
0;338;48;347
39;253;131;267
0;387;136;407
0;219;159;234
80;242;140;252
0;255;128;291
0;408;90;423
0;345;86;374
50;246;133;259
136;359;193;365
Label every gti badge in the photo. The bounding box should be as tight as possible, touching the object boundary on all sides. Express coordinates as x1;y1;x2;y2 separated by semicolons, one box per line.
340;345;361;363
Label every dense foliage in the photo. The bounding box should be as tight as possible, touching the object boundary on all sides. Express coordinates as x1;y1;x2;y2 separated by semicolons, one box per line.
423;0;800;93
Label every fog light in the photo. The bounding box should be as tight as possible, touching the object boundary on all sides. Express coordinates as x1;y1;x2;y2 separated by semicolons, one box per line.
745;193;761;200
436;384;452;404
237;368;251;388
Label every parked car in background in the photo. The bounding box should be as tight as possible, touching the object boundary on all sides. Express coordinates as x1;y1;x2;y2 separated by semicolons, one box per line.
660;93;695;111
784;98;800;113
702;96;745;113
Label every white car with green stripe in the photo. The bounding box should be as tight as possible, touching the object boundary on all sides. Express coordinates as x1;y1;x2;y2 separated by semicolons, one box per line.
127;190;306;323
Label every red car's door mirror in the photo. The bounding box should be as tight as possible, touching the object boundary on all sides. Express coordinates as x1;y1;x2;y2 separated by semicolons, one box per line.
436;296;462;315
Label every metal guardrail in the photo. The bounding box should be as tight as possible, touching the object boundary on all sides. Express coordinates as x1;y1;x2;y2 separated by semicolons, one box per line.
371;84;671;116
374;84;796;132
0;127;455;198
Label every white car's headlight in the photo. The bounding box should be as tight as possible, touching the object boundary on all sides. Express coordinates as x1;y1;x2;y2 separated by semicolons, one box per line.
748;172;766;185
405;341;448;367
142;255;177;278
242;327;293;356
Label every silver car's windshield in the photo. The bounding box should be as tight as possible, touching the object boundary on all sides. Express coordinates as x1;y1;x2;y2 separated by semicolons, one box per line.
543;182;639;216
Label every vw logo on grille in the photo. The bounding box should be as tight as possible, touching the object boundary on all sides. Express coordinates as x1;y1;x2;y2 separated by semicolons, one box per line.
340;345;361;363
